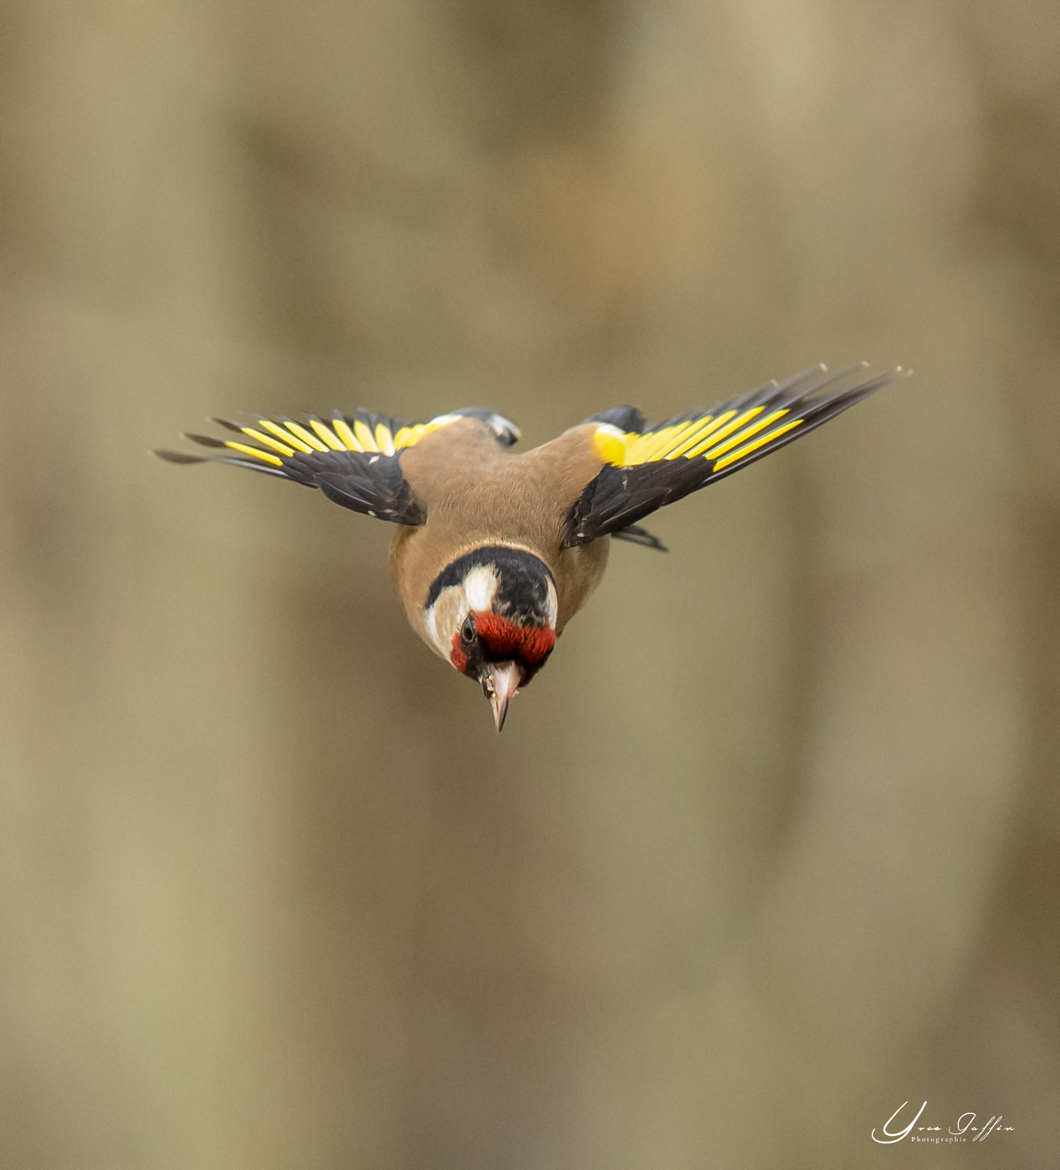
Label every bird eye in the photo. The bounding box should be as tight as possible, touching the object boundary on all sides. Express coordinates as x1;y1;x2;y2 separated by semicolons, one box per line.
461;615;476;644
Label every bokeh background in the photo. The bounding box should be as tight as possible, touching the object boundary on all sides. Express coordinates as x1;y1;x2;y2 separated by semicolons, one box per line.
3;2;1058;1167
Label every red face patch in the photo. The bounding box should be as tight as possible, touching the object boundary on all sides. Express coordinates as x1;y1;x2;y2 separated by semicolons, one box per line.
449;613;557;675
474;612;556;664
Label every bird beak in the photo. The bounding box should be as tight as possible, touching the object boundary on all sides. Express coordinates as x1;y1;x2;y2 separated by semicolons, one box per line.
482;661;521;733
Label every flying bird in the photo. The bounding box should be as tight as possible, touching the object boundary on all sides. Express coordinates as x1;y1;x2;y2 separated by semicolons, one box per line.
156;362;898;730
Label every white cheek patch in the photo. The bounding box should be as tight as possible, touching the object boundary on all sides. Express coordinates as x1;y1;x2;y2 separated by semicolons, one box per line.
544;577;558;627
464;565;499;614
422;567;500;662
424;603;442;656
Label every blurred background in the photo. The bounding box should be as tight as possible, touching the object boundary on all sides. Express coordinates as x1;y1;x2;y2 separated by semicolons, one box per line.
2;1;1057;1166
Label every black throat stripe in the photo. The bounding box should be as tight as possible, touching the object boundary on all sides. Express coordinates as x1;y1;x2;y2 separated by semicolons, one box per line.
425;545;555;610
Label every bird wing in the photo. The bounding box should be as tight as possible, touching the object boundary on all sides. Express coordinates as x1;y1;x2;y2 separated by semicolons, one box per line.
563;364;900;547
155;407;517;525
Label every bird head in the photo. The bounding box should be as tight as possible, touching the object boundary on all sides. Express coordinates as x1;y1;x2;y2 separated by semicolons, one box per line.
423;545;558;731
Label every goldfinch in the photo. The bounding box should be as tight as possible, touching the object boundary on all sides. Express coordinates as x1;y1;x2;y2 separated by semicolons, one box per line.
156;362;898;730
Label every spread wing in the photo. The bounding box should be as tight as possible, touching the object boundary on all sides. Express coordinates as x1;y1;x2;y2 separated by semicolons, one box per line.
563;364;901;547
154;406;519;526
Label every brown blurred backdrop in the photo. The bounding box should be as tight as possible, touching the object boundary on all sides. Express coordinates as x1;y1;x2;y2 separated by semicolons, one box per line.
2;2;1058;1167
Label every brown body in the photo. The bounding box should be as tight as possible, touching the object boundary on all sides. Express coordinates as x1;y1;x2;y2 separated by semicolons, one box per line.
389;419;609;649
156;362;897;728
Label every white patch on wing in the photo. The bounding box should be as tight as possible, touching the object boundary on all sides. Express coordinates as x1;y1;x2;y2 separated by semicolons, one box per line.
487;412;520;443
464;565;499;613
426;410;519;445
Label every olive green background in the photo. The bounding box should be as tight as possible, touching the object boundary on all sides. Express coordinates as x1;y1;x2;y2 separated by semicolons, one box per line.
3;2;1057;1167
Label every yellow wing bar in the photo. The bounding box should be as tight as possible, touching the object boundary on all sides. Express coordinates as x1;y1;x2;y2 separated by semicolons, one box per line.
595;405;804;470
590;364;903;477
563;364;900;549
158;406;521;484
212;412;460;467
